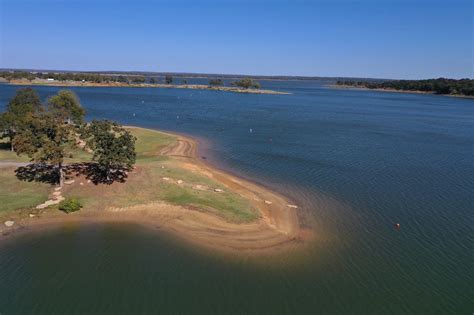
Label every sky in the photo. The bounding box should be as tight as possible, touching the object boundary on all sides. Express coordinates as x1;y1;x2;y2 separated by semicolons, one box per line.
0;0;472;79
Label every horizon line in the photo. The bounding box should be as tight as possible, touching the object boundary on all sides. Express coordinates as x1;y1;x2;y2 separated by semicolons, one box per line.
0;67;472;81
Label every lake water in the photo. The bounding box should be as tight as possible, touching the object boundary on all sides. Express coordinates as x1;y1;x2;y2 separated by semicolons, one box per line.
0;82;473;314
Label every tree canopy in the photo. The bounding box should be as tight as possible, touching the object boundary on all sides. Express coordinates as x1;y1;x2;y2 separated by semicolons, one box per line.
1;88;137;186
82;120;136;173
47;90;86;125
0;88;42;150
336;78;474;96
12;90;85;186
231;78;260;89
209;79;223;86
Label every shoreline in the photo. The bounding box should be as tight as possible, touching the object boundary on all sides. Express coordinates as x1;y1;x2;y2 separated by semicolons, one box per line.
5;80;291;95
0;127;307;254
328;84;474;99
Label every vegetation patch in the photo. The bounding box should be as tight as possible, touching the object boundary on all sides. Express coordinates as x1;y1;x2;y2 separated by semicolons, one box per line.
0;168;50;213
58;197;83;213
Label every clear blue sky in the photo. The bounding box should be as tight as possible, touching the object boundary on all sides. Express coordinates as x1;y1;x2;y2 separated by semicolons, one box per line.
0;0;472;79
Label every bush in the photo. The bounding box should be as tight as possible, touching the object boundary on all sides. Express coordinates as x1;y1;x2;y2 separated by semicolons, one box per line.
231;78;260;89
59;197;83;213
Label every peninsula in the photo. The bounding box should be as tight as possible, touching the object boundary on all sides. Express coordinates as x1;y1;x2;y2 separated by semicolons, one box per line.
0;89;302;253
0;71;291;95
333;78;474;98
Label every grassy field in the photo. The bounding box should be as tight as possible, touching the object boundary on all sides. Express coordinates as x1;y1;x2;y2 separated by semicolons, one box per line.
0;168;51;214
0;127;258;223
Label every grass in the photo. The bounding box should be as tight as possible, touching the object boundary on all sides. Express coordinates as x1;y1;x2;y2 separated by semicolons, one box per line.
0;127;258;223
0;167;51;214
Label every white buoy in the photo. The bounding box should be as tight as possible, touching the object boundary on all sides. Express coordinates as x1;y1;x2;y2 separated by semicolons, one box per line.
249;128;253;133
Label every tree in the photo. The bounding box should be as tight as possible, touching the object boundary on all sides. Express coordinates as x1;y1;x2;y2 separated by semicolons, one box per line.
231;78;260;89
165;75;173;84
12;90;85;186
82;120;136;182
149;77;157;84
131;76;145;84
47;90;85;125
209;79;223;86
0;88;41;151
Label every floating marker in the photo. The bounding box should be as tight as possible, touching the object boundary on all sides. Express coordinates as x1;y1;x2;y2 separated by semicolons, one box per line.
394;223;401;230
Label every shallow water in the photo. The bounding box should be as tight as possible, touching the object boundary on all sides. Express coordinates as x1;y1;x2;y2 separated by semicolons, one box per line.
0;82;473;314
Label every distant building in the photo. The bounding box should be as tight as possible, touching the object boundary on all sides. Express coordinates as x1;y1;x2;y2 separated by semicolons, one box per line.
46;78;54;81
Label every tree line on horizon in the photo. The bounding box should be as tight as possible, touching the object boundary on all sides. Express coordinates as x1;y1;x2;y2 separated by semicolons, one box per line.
0;71;262;89
336;78;474;96
0;88;136;186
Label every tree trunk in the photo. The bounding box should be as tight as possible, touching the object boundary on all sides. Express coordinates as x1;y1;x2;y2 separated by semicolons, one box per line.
9;131;14;152
58;162;65;187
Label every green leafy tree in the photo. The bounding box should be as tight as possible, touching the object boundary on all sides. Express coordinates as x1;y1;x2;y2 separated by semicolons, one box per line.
165;75;173;84
231;78;260;89
0;88;41;151
82;120;136;181
47;90;85;125
209;79;223;86
12;90;85;186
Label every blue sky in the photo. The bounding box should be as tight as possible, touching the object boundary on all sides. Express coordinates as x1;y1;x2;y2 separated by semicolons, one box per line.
0;0;472;79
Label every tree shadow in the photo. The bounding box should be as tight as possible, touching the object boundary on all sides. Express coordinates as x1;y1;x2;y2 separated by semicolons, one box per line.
0;142;12;151
15;163;129;185
15;163;59;185
66;163;129;185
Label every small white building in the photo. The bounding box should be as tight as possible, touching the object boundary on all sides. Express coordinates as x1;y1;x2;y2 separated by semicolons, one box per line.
46;78;55;81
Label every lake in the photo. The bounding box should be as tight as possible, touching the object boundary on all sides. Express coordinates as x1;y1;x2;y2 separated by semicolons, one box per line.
0;81;473;314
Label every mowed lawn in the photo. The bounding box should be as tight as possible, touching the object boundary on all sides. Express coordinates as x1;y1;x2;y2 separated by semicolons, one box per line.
0;167;51;214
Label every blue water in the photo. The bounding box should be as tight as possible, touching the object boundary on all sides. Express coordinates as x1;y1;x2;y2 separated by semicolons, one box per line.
0;82;473;313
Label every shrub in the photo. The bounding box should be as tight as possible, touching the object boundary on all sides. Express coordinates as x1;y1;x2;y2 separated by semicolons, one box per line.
231;78;260;89
59;197;83;213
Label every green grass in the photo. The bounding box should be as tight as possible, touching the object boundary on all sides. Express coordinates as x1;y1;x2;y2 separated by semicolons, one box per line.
0;167;51;213
0;127;258;223
130;127;176;161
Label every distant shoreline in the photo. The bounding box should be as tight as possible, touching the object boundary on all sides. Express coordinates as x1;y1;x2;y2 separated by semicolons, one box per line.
7;79;291;95
329;84;474;99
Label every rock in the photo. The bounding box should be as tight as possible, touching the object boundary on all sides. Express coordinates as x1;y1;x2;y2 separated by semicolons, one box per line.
52;191;62;197
161;166;165;169
29;214;36;218
287;204;298;209
264;200;273;205
177;180;183;184
80;182;84;186
36;204;48;209
162;177;170;181
87;180;91;183
214;188;224;193
54;187;62;191
64;180;75;185
4;221;14;227
193;184;208;191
